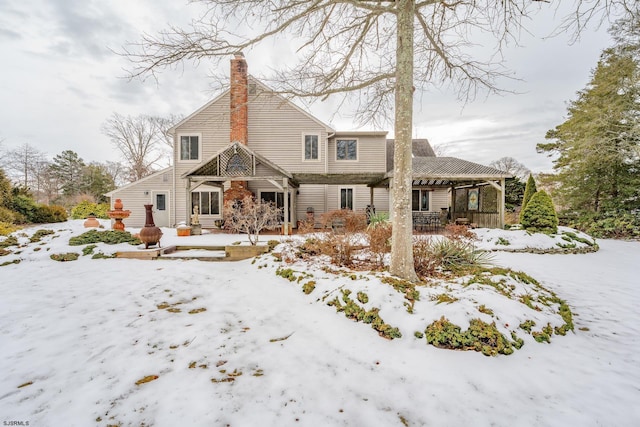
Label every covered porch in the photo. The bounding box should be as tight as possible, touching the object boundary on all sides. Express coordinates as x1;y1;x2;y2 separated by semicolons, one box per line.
181;142;300;232
373;156;511;230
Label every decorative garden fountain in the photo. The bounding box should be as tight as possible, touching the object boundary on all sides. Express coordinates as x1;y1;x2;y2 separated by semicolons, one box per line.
107;199;131;231
139;204;163;249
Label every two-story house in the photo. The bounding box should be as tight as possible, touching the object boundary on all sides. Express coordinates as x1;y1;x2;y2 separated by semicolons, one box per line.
107;54;510;231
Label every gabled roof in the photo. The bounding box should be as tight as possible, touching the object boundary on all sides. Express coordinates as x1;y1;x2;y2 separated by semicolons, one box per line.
169;76;334;134
181;141;295;182
386;139;436;171
105;167;172;197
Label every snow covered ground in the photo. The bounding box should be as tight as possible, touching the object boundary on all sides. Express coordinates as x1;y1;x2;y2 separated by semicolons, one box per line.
0;221;638;427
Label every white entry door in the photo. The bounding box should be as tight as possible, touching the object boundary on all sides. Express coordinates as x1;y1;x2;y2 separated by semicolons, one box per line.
152;191;170;227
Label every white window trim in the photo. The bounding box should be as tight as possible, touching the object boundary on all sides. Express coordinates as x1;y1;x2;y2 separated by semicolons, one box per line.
335;138;359;162
191;188;222;217
339;187;355;210
177;132;202;163
302;133;321;162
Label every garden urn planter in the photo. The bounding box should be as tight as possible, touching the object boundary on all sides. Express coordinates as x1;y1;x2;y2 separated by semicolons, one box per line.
139;204;163;249
83;214;100;228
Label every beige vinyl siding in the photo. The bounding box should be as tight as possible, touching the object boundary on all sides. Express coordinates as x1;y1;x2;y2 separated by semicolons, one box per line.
173;92;231;226
328;134;387;173
109;170;173;228
296;184;327;225
430;188;450;211
326;185;389;213
247;91;328;173
174;92;231;180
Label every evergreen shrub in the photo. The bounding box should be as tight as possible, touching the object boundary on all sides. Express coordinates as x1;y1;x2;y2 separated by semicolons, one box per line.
519;175;537;222
0;221;19;236
31;205;68;223
71;201;110;219
0;207;16;224
520;191;558;234
10;194;37;223
562;211;640;239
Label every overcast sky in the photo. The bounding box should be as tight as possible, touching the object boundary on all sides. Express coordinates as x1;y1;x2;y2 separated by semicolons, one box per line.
0;0;622;174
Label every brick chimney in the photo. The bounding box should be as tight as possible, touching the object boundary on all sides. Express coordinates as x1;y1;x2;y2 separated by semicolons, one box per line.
225;53;253;204
230;53;248;145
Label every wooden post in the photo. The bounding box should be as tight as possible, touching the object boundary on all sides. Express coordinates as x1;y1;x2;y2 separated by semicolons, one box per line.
500;178;506;229
450;185;455;220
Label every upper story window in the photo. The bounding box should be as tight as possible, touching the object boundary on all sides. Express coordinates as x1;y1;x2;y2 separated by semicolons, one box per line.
336;139;357;161
304;134;319;161
180;135;199;161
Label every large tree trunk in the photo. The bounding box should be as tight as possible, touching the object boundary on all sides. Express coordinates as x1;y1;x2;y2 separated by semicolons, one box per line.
389;0;419;282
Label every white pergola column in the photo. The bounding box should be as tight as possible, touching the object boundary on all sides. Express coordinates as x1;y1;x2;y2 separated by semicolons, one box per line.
283;177;289;234
185;178;192;226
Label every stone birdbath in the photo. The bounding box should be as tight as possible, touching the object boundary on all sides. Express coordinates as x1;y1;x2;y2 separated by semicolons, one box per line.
107;198;131;231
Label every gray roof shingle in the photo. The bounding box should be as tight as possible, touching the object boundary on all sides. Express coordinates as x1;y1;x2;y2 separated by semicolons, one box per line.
386;139;435;171
411;157;510;178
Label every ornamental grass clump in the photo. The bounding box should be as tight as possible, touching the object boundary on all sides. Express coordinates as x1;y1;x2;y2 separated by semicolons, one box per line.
365;221;392;268
414;237;494;277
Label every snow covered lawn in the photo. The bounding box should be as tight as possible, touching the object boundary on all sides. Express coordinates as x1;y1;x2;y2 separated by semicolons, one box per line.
0;221;638;426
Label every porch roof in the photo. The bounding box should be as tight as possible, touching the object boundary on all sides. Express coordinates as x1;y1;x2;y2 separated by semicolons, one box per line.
412;157;509;178
381;156;510;183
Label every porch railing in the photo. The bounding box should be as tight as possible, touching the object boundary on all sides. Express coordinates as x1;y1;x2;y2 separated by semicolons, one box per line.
452;212;501;229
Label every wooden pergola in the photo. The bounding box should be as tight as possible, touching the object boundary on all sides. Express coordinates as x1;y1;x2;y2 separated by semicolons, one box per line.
372;157;511;228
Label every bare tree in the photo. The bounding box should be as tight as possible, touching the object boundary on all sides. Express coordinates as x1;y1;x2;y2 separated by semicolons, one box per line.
431;143;451;157
123;0;632;281
223;196;282;245
4;143;47;189
151;114;184;150
489;157;531;180
0;137;5;170
101;113;168;182
103;160;128;188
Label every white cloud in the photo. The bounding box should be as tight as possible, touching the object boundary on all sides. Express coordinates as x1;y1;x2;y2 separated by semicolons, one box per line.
0;0;616;174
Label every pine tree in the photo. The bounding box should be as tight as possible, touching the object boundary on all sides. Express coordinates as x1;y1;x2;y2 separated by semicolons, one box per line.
0;169;12;208
538;47;640;214
49;150;85;197
521;190;558;234
520;174;537;222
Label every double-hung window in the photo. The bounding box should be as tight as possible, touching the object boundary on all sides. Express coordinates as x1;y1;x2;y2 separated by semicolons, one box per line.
180;135;199;161
304;134;319;161
336;139;357;161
